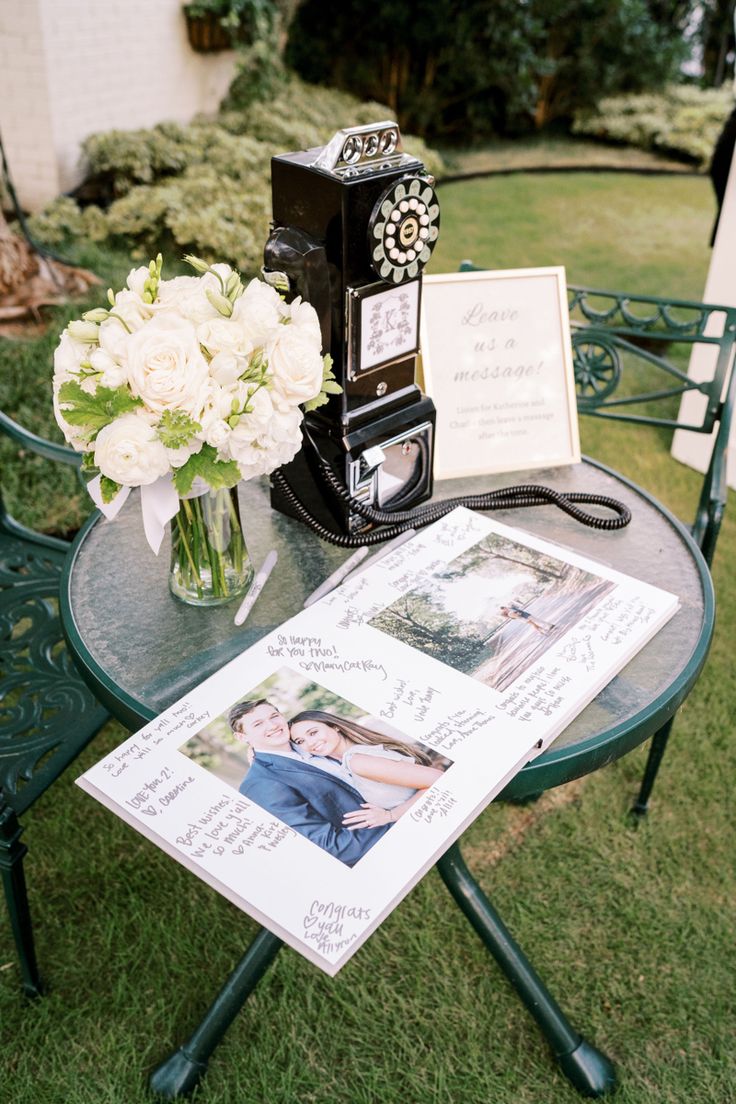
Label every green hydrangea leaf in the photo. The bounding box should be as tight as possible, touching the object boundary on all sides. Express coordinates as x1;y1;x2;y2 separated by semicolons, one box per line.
173;444;241;495
157;409;201;449
57;381;142;436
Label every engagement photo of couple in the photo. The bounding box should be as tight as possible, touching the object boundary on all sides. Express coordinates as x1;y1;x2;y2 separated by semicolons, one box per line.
182;676;452;867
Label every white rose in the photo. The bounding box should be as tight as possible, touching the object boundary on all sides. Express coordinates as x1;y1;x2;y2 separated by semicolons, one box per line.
197;318;253;360
126;314;211;419
268;326;324;405
286;296;322;344
93;413;170;486
157;275;220;326
232;278;282;347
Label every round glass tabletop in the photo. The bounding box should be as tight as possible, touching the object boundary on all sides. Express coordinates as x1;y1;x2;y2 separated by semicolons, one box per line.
61;459;714;798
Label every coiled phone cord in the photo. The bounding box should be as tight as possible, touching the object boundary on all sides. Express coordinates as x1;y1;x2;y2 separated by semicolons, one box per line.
271;449;632;549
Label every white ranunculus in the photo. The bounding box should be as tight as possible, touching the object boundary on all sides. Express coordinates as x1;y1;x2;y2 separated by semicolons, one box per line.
232;279;282;347
90;347;128;389
157;275;220;326
198;318;253;360
126;314;211;419
287;296;322;344
268;326;324;405
93;413;170;486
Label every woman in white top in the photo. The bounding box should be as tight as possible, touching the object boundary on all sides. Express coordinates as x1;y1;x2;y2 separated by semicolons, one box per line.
289;710;443;829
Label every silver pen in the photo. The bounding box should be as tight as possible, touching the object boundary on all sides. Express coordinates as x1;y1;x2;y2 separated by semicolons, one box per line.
303;545;370;608
234;550;278;626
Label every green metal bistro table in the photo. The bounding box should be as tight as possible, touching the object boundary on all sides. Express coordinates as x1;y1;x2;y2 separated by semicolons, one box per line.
60;459;714;1100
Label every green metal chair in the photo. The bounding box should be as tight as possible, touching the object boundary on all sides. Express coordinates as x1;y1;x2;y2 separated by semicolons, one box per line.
460;264;736;812
0;410;109;996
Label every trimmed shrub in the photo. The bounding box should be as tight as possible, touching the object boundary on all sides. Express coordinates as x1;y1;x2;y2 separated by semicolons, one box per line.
572;85;734;169
28;74;444;276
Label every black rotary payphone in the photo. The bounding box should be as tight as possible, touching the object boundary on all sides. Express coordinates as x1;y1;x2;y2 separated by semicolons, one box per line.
264;122;632;545
264;121;440;535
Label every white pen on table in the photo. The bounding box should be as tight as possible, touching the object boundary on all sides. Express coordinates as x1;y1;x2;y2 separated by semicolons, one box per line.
302;545;370;608
233;549;278;626
340;528;416;585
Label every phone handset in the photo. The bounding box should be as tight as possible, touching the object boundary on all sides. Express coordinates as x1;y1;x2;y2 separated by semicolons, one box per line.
263;226;332;354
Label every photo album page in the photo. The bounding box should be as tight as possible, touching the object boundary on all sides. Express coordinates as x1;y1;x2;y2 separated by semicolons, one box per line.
77;507;678;974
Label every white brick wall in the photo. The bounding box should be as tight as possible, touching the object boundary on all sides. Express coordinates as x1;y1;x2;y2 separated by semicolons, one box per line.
0;0;237;210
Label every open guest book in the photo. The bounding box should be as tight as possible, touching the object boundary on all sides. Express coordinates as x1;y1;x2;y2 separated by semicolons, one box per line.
78;507;678;975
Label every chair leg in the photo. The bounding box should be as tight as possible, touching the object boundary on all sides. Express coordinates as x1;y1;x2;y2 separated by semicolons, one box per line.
0;805;43;998
436;842;616;1098
149;928;282;1099
631;716;675;817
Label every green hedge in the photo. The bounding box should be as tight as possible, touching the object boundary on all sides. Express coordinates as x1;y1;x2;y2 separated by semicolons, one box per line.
28;75;444;276
572;84;734;169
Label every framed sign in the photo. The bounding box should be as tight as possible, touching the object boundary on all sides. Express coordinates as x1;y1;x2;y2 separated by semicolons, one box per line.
421;268;581;479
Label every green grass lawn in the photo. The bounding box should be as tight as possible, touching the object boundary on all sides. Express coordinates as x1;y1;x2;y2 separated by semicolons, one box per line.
1;170;734;1103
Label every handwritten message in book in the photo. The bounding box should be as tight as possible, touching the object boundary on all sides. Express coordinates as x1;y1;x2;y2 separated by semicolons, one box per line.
78;508;678;974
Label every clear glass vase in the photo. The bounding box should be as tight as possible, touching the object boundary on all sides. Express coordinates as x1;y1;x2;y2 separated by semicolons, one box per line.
169;486;254;607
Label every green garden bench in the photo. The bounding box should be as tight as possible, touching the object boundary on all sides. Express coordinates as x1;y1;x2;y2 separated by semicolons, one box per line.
461;264;736;812
0;410;108;996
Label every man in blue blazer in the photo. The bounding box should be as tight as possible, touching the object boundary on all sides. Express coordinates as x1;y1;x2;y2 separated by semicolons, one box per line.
230;700;390;867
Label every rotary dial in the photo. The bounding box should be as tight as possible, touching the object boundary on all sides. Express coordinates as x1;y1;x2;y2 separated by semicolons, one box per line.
368;176;440;284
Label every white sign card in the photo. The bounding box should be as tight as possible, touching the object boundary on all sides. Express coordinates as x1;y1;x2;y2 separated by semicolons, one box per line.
421;268;581;478
78;508;677;976
349;279;421;375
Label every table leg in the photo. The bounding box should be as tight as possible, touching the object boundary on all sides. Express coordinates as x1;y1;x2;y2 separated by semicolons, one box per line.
436;842;616;1098
631;716;675;816
149;928;282;1099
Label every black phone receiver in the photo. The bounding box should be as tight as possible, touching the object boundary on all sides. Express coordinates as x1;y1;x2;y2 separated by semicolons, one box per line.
263;225;332;353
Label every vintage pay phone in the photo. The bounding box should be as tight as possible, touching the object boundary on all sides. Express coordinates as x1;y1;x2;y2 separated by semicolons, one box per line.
264;121;440;535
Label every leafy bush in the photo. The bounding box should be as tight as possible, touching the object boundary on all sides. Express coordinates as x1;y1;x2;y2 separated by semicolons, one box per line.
27;74;444;276
572;85;734;168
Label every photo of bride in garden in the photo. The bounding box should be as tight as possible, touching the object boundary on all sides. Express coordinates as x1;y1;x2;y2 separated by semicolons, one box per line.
370;531;614;692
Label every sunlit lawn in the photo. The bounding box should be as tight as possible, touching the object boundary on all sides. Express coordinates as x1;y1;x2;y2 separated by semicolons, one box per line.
1;169;734;1104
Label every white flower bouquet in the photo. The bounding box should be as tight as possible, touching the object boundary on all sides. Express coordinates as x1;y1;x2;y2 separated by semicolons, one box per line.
53;254;339;602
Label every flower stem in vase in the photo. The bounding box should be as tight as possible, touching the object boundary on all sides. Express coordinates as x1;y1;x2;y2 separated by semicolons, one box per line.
169;486;254;607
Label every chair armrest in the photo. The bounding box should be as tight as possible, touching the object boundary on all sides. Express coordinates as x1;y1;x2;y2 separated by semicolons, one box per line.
0;410;82;467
